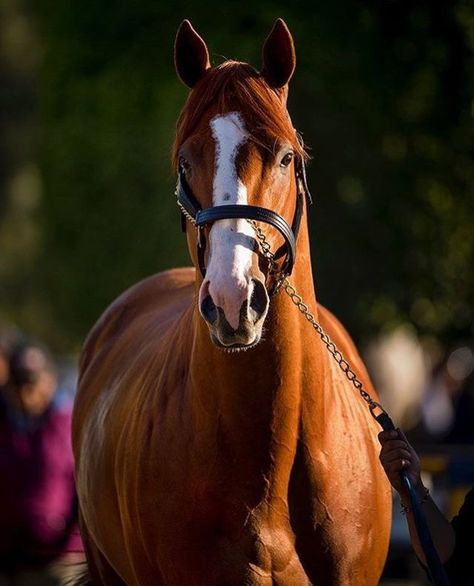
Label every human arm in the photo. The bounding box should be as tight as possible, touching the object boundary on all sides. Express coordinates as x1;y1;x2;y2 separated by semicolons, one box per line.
378;429;456;565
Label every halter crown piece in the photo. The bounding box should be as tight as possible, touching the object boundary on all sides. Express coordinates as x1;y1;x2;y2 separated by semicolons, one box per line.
176;137;312;294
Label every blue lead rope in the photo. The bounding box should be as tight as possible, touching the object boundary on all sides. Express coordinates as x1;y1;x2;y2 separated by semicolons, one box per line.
374;411;451;586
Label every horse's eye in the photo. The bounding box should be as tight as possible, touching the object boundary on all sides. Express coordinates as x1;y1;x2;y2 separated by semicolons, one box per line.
179;156;191;174
280;152;294;168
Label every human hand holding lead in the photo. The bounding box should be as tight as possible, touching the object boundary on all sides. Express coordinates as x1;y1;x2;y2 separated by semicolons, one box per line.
378;427;458;569
378;428;424;501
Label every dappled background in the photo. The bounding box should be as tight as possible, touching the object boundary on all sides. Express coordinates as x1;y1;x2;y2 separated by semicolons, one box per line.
1;1;474;583
1;0;473;354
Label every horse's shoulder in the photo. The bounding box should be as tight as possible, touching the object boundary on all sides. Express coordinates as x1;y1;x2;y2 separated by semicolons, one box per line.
80;267;195;375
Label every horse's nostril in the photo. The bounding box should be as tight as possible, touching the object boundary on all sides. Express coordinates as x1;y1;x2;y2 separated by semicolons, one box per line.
200;295;218;325
249;279;269;323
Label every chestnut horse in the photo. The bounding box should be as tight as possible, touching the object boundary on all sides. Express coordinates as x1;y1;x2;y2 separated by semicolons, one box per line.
72;19;391;586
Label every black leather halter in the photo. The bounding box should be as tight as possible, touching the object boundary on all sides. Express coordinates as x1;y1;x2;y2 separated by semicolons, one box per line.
176;152;312;292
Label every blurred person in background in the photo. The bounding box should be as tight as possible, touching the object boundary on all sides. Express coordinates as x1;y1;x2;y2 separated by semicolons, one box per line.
0;344;9;422
0;341;83;586
0;329;21;402
378;428;473;585
0;344;9;396
365;326;428;434
444;347;474;445
415;346;474;444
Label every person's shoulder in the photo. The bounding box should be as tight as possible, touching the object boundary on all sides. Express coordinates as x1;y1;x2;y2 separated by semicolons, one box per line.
460;487;474;511
451;486;474;530
43;398;75;451
444;486;474;581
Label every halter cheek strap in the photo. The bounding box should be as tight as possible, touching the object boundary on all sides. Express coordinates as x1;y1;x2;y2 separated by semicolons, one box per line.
176;155;312;288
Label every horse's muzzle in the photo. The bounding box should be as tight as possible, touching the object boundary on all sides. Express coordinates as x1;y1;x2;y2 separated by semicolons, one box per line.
200;278;269;349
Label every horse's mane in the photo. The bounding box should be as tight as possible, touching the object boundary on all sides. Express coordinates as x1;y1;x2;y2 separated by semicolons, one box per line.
172;61;306;167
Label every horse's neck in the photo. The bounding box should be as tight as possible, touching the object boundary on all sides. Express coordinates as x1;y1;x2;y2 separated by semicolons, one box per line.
188;219;325;494
190;218;318;383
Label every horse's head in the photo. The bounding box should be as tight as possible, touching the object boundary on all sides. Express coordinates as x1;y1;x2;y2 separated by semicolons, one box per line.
174;19;306;351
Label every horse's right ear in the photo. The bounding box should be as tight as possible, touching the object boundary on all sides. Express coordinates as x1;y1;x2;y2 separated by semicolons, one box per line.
175;20;211;88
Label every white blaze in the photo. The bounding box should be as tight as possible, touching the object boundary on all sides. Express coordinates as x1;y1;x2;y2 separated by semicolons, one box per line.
205;112;255;329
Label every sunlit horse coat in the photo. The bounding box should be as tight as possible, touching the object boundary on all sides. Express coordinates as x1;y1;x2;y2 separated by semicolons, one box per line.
73;19;391;586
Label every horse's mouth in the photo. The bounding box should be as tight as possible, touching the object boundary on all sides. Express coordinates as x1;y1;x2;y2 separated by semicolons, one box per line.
209;330;261;352
202;301;265;352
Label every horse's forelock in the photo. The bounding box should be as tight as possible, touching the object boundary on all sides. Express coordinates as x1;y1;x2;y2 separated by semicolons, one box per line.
172;61;306;168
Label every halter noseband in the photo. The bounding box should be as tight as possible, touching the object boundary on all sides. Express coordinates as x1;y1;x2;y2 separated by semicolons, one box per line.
176;148;312;294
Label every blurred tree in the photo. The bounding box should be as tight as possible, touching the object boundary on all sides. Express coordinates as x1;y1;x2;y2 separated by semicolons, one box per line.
0;0;472;351
0;0;44;336
290;1;474;346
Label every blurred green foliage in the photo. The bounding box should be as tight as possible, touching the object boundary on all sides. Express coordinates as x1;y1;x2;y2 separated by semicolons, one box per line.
0;0;473;351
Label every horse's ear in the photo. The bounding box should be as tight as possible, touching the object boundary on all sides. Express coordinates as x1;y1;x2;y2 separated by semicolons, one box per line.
175;20;211;88
261;19;296;89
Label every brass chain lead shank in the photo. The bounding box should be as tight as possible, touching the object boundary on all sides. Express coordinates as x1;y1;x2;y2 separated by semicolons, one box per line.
249;220;385;416
178;206;386;419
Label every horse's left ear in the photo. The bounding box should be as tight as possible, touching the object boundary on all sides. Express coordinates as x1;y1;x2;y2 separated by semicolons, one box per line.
261;19;296;89
175;20;211;88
